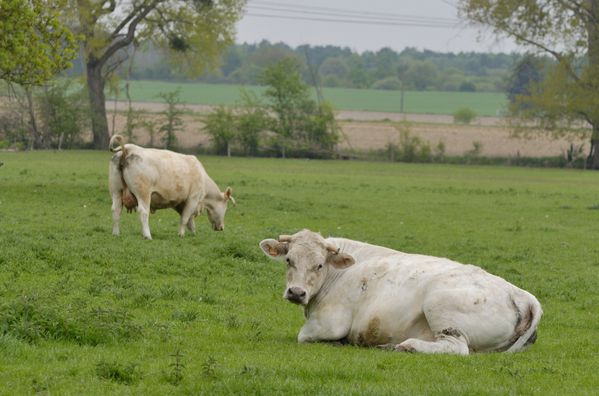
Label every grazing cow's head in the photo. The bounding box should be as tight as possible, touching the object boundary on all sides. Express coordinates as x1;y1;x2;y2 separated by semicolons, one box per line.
205;187;235;231
259;229;355;305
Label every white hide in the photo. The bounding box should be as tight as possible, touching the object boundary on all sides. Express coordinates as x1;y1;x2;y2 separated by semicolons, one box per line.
260;230;542;355
109;135;233;239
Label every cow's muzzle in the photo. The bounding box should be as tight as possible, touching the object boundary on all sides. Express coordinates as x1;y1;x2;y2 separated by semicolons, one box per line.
213;224;224;231
285;286;307;305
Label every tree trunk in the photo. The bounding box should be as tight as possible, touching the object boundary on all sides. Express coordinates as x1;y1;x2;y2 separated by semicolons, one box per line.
86;59;109;149
587;125;599;169
25;89;42;150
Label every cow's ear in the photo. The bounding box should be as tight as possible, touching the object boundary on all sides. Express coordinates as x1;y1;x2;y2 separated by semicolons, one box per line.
224;187;236;206
326;252;355;269
259;239;288;260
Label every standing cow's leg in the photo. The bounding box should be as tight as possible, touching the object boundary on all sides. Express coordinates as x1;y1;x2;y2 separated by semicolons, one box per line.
111;191;122;236
136;191;152;240
187;217;196;234
178;201;197;237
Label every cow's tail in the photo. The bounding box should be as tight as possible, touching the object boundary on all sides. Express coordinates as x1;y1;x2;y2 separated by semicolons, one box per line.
506;292;543;353
109;134;125;153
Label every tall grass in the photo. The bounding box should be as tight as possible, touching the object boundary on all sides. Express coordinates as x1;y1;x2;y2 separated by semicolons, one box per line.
0;151;598;394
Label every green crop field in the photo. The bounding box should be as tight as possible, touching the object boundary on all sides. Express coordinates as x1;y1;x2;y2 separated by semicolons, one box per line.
110;80;507;117
1;151;598;394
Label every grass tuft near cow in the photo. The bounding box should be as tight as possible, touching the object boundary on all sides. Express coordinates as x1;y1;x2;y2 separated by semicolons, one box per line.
260;229;542;355
109;135;235;239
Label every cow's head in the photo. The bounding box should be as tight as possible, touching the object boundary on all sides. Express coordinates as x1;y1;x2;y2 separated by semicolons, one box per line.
259;229;355;306
205;187;235;231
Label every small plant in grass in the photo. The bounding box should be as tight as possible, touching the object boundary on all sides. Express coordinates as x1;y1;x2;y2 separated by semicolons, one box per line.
165;350;185;386
453;107;477;124
95;360;141;385
201;356;218;378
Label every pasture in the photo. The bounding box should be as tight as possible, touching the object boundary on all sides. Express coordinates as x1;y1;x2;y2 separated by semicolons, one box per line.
0;151;598;394
110;80;507;116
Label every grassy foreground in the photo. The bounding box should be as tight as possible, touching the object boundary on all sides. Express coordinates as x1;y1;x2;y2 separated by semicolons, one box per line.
110;80;507;116
0;151;598;395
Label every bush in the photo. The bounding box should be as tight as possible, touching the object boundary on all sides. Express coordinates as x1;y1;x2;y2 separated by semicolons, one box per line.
371;77;403;90
453;107;477;124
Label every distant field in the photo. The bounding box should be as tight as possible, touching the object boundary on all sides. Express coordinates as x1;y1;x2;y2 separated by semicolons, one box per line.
110;80;508;117
1;152;598;394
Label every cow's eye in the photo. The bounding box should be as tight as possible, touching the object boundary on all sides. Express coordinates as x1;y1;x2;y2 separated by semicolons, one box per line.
316;264;323;271
286;257;293;267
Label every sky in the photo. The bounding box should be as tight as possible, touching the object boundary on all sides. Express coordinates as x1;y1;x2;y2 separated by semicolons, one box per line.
236;0;521;54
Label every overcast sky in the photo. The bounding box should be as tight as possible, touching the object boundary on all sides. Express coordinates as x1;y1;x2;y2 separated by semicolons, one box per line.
236;0;520;54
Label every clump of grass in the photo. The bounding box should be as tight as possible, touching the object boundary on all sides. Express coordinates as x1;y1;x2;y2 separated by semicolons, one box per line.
0;297;142;345
95;360;141;385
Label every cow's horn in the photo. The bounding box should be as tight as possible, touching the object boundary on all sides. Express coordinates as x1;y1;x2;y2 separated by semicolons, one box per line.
326;242;340;254
278;235;292;242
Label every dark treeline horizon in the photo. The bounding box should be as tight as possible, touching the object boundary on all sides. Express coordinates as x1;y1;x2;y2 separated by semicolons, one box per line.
67;40;527;94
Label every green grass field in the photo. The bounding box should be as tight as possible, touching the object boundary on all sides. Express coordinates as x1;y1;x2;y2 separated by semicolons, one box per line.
1;151;598;394
111;80;507;117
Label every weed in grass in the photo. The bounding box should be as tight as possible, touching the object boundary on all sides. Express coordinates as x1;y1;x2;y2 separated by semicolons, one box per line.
31;378;49;393
95;360;141;385
201;355;218;379
165;350;185;386
171;310;198;322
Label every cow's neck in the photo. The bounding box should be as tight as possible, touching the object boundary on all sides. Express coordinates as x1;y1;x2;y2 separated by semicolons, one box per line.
203;174;221;201
304;268;347;318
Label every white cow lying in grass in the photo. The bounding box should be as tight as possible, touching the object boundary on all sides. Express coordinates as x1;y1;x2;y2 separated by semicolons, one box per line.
260;229;542;355
109;135;235;239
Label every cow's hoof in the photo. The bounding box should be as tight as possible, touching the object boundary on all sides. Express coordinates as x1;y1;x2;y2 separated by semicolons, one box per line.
394;344;416;353
377;343;398;351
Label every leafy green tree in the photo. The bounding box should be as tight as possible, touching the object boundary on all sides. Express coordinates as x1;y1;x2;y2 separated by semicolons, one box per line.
73;0;245;149
260;58;339;158
261;58;311;158
203;105;236;156
158;90;183;150
37;80;88;149
0;0;77;86
458;0;599;168
236;90;268;156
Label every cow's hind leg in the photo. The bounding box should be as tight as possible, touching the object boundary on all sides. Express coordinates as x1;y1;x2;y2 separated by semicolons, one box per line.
382;328;469;355
136;191;152;240
111;191;122;236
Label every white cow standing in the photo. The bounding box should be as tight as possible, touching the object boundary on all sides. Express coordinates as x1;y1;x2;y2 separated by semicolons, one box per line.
109;135;235;239
260;229;542;354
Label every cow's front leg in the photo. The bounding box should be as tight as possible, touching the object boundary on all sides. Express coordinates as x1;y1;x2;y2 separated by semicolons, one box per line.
111;191;122;236
384;328;469;355
186;217;196;234
178;202;197;237
298;309;351;343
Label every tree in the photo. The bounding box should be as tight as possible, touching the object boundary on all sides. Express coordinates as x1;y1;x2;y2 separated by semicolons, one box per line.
236;89;268;156
158;90;183;150
203;105;236;156
73;0;245;149
261;58;311;158
261;58;339;158
0;0;77;86
458;0;599;168
37;80;87;149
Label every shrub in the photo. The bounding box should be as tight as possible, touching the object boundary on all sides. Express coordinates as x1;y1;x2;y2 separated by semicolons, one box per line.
453;107;477;124
371;77;403;90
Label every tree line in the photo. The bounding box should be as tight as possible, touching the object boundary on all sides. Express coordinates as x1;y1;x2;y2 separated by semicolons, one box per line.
123;41;520;93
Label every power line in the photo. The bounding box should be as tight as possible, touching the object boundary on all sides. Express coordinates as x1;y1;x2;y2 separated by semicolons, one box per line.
248;1;460;26
244;12;460;29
